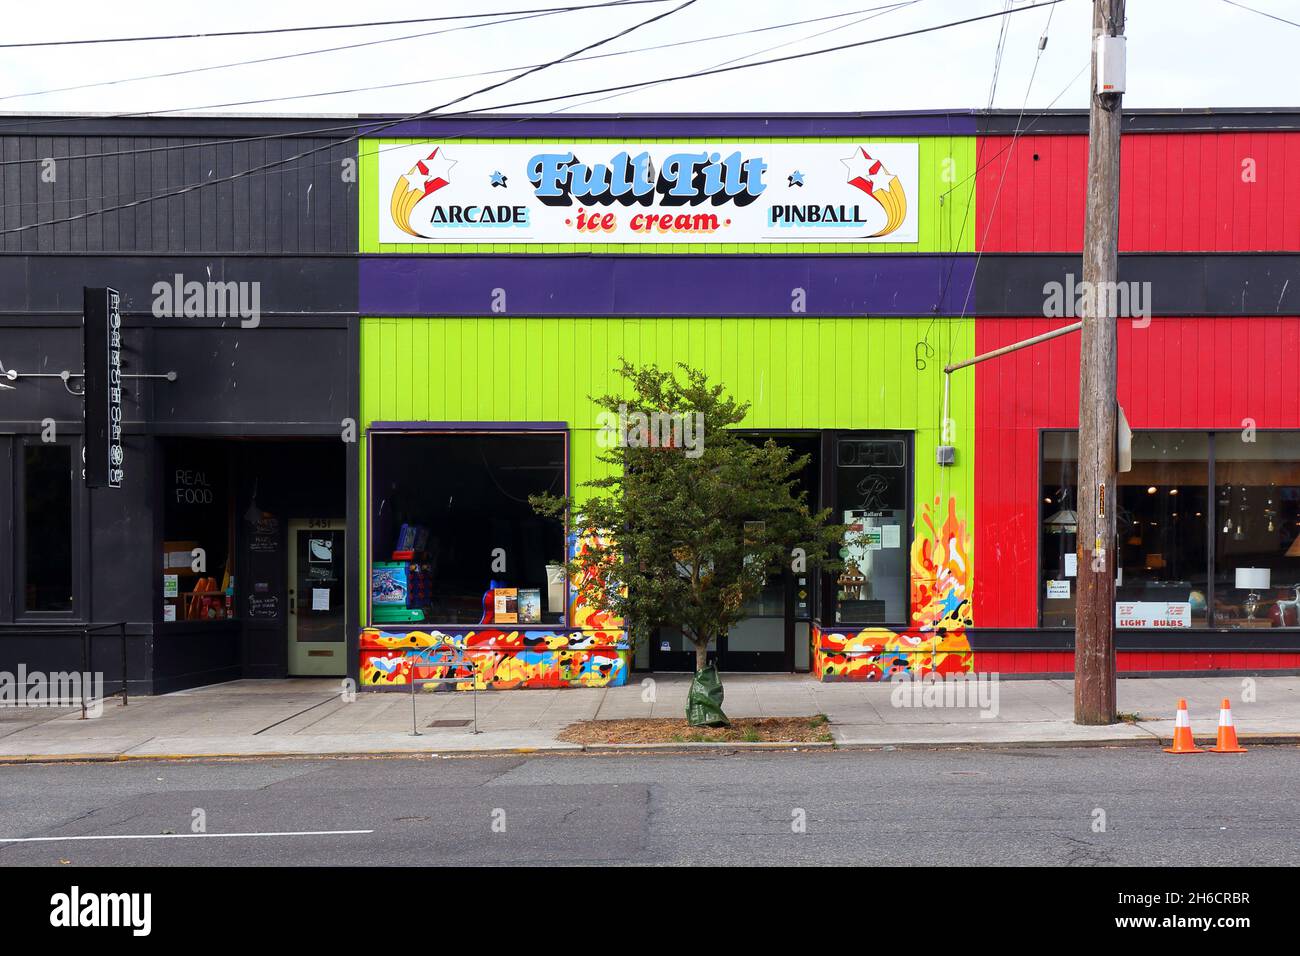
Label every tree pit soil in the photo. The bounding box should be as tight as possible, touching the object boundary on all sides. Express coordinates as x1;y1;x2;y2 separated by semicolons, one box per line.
558;715;832;745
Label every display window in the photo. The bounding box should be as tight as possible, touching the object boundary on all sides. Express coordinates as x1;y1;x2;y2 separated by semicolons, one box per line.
160;440;236;623
368;430;567;627
19;440;76;615
1040;430;1300;630
824;433;912;625
1214;431;1300;628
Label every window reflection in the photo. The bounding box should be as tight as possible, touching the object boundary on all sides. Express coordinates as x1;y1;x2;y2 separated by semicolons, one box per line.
832;437;909;624
1215;432;1300;628
1116;433;1209;628
22;443;74;613
1041;430;1300;630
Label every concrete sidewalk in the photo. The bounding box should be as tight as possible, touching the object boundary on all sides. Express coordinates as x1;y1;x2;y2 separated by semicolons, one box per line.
1;674;1297;761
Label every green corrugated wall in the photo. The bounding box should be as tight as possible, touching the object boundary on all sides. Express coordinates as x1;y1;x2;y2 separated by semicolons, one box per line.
359;316;976;603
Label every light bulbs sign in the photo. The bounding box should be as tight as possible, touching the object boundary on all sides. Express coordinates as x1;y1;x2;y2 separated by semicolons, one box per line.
83;286;124;489
379;142;919;244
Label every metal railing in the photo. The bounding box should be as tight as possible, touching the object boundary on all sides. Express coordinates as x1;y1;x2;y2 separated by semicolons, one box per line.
407;647;480;736
78;622;129;719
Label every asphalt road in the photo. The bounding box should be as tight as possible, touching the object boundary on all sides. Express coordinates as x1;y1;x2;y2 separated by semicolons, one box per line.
0;747;1296;866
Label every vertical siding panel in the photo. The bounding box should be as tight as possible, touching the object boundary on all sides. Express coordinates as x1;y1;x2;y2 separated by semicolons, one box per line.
1119;134;1136;250
1159;135;1178;250
1285;134;1300;248
1047;137;1063;250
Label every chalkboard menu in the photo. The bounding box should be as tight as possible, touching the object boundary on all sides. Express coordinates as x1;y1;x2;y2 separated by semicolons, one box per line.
245;512;283;621
249;514;280;553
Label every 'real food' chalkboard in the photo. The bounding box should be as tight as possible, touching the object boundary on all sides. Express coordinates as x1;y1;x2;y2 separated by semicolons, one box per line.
245;512;283;621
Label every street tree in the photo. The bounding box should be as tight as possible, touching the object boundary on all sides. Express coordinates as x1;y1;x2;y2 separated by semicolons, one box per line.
532;360;842;689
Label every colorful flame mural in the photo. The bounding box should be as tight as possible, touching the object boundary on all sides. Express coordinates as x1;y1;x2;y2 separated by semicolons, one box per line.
814;496;974;681
568;526;624;632
360;627;628;689
361;528;629;690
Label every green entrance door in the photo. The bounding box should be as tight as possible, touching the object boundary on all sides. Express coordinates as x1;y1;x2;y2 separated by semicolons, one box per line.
287;518;346;676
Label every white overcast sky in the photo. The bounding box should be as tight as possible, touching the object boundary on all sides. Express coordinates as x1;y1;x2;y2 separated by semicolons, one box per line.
0;0;1296;118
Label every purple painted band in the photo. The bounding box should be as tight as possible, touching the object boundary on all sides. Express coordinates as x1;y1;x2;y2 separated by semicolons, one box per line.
360;254;978;317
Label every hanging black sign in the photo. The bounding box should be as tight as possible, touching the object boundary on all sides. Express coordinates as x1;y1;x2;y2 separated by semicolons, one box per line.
83;287;124;488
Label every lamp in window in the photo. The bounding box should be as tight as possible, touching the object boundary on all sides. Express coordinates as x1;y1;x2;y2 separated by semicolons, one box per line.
1044;507;1077;534
1235;567;1270;621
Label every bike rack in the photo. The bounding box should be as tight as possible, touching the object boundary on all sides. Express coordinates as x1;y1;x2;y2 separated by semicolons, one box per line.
407;646;480;736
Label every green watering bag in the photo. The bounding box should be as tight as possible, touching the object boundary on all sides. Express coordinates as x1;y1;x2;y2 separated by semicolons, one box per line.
686;663;730;728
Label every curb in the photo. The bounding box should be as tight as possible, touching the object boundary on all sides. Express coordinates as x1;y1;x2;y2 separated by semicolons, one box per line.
578;741;837;754
0;735;1295;765
0;745;583;764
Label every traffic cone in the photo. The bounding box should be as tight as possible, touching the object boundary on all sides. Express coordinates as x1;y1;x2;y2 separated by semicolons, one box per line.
1163;698;1205;754
1209;698;1248;753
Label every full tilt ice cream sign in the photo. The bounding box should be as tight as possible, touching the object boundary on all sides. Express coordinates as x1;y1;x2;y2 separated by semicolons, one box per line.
380;142;919;244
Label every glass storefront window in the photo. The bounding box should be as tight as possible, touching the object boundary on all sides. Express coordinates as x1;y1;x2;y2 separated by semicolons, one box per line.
1040;432;1079;628
829;435;910;625
1041;430;1300;630
369;431;566;626
1117;432;1210;628
1214;431;1300;628
21;443;74;614
161;441;235;622
1043;431;1210;628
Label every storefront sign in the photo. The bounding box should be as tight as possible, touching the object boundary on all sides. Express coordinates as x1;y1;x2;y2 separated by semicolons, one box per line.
1116;601;1192;628
379;142;919;244
83;286;124;488
1046;579;1071;600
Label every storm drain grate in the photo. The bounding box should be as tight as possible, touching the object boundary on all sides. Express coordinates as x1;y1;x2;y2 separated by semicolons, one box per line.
427;719;472;728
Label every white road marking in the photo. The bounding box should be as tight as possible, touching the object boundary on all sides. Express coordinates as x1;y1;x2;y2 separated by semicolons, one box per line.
0;829;373;843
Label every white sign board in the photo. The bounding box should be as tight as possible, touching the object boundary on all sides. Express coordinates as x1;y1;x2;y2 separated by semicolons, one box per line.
378;142;919;244
1116;601;1192;628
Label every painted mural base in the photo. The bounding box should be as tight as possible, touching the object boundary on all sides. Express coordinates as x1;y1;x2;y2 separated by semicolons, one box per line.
360;627;629;690
812;624;974;682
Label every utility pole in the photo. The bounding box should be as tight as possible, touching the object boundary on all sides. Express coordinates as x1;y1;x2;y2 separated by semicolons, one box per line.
1075;0;1126;724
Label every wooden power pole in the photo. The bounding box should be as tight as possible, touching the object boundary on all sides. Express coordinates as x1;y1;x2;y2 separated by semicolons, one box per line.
1075;0;1126;725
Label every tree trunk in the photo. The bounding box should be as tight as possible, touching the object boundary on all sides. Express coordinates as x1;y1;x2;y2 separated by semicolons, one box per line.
694;639;710;672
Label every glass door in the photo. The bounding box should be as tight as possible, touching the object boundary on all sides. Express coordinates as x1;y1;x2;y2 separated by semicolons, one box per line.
722;571;794;671
287;518;346;676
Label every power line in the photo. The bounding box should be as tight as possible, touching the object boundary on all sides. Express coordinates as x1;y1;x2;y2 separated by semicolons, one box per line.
0;3;921;208
920;5;1076;367
0;10;574;106
0;0;670;49
567;1;922;111
0;0;701;237
948;0;1061;365
0;0;1058;168
920;0;1016;364
0;3;916;117
1220;0;1300;30
0;0;1063;236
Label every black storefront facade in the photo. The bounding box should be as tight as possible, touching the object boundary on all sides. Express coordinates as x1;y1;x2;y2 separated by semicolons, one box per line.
0;116;361;694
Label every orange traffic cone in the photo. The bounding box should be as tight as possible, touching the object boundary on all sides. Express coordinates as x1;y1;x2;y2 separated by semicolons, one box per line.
1209;698;1248;753
1163;698;1205;754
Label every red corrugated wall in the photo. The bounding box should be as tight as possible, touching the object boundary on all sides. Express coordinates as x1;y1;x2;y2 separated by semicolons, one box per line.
973;315;1300;629
975;132;1300;252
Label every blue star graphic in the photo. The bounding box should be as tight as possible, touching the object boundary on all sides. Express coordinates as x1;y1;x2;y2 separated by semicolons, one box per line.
489;170;507;187
788;170;805;187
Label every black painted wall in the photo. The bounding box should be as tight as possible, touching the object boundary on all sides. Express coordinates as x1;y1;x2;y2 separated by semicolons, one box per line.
0;115;357;254
0;112;361;693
